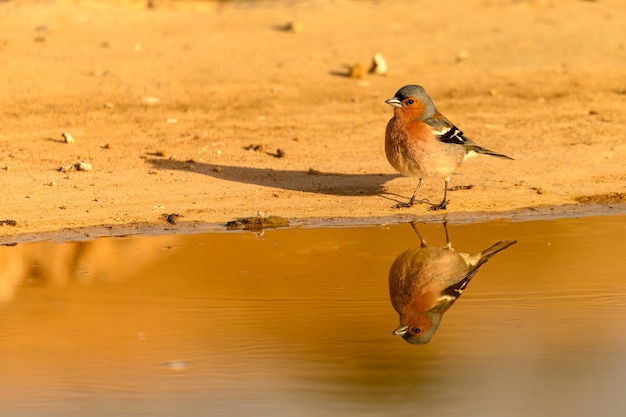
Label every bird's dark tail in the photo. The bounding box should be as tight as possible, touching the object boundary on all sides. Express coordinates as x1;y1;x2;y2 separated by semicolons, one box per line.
472;145;514;160
465;240;516;273
480;240;517;262
455;240;516;295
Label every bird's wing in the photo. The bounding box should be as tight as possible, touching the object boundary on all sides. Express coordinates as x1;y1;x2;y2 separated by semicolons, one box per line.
433;242;516;314
425;114;514;160
423;115;474;146
429;269;480;313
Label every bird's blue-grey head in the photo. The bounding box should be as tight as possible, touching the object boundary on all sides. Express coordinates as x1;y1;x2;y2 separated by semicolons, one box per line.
385;84;437;119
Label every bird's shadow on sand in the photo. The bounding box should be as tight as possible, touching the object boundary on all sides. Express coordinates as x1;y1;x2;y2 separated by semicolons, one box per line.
147;158;400;197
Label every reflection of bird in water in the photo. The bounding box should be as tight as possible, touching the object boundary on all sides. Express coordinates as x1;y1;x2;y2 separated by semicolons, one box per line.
389;221;516;344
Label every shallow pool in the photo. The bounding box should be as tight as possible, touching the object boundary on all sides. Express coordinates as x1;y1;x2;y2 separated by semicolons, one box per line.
1;215;625;416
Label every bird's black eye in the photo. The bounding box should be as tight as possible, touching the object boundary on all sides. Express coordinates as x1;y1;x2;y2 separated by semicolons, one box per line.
412;327;421;334
406;99;414;105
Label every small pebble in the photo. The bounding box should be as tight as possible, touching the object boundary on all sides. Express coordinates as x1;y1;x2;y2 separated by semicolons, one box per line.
348;63;366;79
62;132;74;144
368;52;388;75
58;161;92;172
284;21;304;33
142;96;160;105
76;161;93;171
164;213;179;225
244;144;264;152
455;50;470;62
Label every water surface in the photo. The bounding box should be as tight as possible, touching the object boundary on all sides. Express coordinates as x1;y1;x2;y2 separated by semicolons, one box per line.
1;216;625;416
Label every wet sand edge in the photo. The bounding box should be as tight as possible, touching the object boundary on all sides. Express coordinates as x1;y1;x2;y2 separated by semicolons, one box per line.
2;203;625;245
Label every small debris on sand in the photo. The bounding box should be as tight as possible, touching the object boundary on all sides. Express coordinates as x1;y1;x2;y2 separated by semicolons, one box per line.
226;215;289;231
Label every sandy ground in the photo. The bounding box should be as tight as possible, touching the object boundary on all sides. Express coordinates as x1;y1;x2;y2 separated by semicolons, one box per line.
1;0;625;242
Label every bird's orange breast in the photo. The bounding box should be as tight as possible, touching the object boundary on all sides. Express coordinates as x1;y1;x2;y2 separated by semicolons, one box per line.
385;116;459;178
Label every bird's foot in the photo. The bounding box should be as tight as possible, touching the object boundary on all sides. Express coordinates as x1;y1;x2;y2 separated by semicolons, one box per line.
393;198;431;209
427;199;449;211
394;201;413;209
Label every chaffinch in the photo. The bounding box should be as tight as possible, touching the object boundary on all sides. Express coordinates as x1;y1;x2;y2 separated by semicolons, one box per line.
385;84;513;210
389;221;516;344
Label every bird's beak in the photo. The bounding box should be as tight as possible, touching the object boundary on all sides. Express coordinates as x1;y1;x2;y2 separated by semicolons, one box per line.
385;97;402;108
392;325;409;336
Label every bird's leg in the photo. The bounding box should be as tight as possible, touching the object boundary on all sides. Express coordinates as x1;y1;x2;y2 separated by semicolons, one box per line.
396;178;422;208
409;221;427;247
407;180;422;206
395;179;429;208
428;177;450;211
442;221;452;249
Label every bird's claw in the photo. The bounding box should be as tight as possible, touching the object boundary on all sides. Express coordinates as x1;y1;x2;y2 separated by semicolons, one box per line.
394;201;413;209
427;199;449;211
393;198;431;209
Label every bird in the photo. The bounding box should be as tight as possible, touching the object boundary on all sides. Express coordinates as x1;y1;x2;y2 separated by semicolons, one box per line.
385;84;513;210
389;221;516;344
